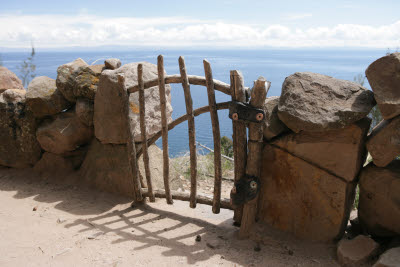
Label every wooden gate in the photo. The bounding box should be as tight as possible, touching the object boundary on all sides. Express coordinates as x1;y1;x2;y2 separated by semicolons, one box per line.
119;55;270;238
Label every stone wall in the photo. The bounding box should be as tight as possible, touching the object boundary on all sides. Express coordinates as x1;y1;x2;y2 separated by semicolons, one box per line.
0;58;173;197
259;53;400;242
1;53;399;246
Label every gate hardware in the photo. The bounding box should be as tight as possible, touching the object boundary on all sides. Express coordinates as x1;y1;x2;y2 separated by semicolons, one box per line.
230;175;260;207
229;101;265;123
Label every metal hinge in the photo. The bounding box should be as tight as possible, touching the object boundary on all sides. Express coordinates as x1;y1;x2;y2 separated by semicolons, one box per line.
228;101;265;123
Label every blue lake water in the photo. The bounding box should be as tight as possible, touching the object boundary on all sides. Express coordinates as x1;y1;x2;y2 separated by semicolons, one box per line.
1;49;385;157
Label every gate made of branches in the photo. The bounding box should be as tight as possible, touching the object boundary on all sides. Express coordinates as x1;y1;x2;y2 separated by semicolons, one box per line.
119;55;270;238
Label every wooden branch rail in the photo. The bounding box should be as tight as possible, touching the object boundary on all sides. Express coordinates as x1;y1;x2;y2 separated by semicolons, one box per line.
138;64;155;202
136;101;231;157
118;74;143;202
179;56;198;208
204;59;222;214
141;188;233;210
158;55;173;205
127;74;232;95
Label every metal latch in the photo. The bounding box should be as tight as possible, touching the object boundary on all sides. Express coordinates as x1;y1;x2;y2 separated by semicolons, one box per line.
228;101;265;123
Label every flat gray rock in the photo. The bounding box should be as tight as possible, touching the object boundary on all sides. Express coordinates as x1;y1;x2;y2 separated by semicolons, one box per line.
104;58;121;70
0;66;24;92
366;53;400;120
278;72;375;133
367;117;400;167
36;110;93;154
272;118;370;182
94;62;172;144
56;58;88;102
358;161;400;237
26;76;71;118
263;96;289;140
0;89;41;168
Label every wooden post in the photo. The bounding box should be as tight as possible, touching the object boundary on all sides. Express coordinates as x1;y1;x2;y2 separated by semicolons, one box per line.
230;70;247;224
138;64;155;202
157;55;173;204
117;74;143;202
179;56;198;208
239;77;269;239
203;59;222;214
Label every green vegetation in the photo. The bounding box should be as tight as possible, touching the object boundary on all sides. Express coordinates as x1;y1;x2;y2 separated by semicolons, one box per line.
353;186;360;210
17;46;36;87
0;54;3;66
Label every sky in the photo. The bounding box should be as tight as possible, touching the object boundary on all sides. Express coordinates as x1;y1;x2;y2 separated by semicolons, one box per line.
1;0;399;49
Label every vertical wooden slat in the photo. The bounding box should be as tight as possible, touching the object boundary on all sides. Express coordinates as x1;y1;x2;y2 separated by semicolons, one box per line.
138;64;155;202
230;70;247;224
203;59;222;214
179;56;198;208
157;55;173;204
239;77;269;239
117;74;143;202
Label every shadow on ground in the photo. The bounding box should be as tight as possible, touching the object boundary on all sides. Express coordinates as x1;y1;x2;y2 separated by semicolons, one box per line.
0;167;339;266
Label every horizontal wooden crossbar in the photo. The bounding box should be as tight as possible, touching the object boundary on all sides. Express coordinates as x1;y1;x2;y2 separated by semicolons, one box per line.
136;101;231;157
141;188;233;210
127;74;231;95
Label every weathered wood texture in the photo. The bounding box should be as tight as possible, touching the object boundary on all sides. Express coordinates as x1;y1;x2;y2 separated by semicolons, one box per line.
141;188;233;210
230;70;247;224
117;74;143;202
204;60;222;214
239;77;270;239
179;56;198;208
128;74;231;95
137;102;231;157
138;64;155;202
157;55;173;204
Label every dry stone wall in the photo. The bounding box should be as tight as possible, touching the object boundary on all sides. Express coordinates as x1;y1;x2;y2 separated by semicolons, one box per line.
258;53;400;244
0;54;399;249
0;58;173;197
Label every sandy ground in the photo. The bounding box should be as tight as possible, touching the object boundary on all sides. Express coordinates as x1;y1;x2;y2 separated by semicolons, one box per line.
0;167;340;267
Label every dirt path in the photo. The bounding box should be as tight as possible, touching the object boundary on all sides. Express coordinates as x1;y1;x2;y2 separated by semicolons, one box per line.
0;167;339;266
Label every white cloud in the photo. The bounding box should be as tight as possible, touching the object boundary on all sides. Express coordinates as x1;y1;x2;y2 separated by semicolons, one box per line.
283;13;312;21
0;13;399;48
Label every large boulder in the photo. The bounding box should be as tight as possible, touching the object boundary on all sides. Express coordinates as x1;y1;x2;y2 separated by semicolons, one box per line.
36;110;93;154
258;144;355;242
271;118;370;182
366;117;400;167
25;76;71;118
0;66;24;93
263;96;289;140
74;64;104;100
79;139;180;197
94;62;172;144
75;98;94;127
104;58;121;70
0;89;41;168
56;58;88;102
366;53;400;120
277;72;375;133
358;161;400;237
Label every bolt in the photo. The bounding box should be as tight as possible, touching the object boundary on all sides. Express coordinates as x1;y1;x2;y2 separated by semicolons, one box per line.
232;113;239;120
